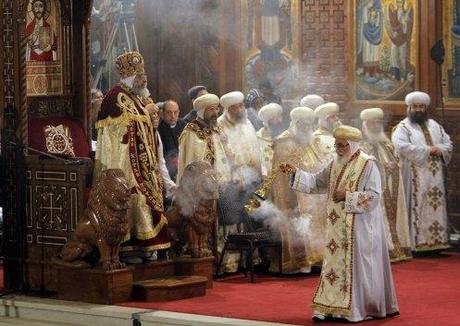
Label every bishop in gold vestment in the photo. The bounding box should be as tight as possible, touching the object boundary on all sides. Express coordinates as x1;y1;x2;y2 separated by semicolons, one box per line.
313;102;342;155
95;52;174;258
177;93;231;185
360;108;412;262
270;107;332;273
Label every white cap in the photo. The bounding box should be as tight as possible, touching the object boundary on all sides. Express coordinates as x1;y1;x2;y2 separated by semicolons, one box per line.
193;94;220;119
290;107;315;123
258;103;283;122
300;95;325;110
314;102;339;119
360;108;384;121
405;91;430;106
220;91;244;109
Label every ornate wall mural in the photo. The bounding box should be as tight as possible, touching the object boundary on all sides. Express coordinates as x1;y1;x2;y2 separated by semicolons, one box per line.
443;0;460;102
241;0;301;100
353;0;419;101
25;0;63;96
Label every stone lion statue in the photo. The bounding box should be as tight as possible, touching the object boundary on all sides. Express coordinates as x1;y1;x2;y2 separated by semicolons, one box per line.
166;161;219;258
53;169;130;270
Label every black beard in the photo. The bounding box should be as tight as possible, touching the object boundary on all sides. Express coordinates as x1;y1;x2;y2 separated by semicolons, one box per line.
204;117;217;127
409;111;428;125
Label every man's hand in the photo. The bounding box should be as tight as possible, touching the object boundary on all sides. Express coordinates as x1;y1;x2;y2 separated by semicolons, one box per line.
279;163;296;175
430;146;443;157
333;189;346;203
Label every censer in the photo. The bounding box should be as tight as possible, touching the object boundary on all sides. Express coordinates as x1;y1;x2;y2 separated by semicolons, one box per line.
244;167;281;214
244;153;304;214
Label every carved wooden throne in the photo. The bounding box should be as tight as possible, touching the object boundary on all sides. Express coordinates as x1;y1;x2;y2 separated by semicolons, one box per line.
25;116;93;291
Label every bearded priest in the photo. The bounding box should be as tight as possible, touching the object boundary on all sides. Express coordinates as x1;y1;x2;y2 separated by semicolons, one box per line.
95;51;174;263
360;108;412;262
282;125;399;322
392;91;453;253
256;103;285;177
270;107;332;274
313;102;342;155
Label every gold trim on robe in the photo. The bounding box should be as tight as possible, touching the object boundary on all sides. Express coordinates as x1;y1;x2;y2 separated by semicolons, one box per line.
312;151;370;316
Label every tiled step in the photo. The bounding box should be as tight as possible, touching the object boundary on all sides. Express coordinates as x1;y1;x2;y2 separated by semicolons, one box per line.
133;275;208;302
0;295;294;326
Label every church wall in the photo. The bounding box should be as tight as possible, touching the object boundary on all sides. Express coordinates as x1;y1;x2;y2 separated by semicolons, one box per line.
298;0;460;227
300;0;349;107
133;0;459;225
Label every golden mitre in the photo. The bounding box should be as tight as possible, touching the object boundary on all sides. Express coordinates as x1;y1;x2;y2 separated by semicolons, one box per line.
115;51;145;79
333;125;363;142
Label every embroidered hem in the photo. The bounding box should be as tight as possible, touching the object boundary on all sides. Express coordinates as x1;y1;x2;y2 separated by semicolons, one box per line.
312;303;352;317
414;243;450;252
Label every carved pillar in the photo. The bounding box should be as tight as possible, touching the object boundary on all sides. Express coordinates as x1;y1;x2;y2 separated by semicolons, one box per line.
1;0;28;290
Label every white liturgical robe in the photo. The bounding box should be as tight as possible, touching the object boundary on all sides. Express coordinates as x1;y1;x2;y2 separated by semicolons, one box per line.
392;118;452;252
290;150;399;322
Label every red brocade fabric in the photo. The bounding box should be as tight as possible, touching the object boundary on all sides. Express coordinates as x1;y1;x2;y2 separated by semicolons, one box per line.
28;117;90;158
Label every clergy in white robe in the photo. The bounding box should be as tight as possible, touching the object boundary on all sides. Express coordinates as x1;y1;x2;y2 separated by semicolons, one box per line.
256;103;284;177
282;125;399;322
313;102;342;155
270;107;332;274
218;91;262;177
217;91;264;273
360;108;412;262
392;91;453;252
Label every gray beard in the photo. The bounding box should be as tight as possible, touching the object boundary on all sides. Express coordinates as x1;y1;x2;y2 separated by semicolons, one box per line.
132;87;150;98
291;126;313;145
336;155;350;165
204;117;217;127
364;131;389;145
328;120;342;132
227;110;248;124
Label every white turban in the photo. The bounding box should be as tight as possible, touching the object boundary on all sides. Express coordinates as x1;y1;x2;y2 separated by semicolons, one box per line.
258;103;283;123
220;91;244;109
360;108;384;121
405;91;430;106
193;94;220;119
315;102;339;119
300;94;325;110
290;107;315;123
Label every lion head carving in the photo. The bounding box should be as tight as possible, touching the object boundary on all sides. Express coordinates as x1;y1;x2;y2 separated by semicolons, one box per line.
167;161;219;258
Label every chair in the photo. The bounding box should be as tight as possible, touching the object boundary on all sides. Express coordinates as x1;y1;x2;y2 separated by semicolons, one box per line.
217;187;282;283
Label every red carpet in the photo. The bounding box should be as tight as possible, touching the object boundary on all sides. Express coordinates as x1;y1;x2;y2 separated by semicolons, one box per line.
120;253;460;325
